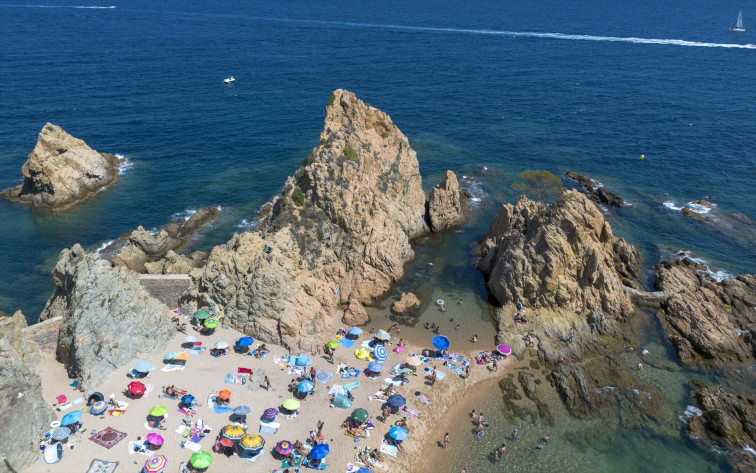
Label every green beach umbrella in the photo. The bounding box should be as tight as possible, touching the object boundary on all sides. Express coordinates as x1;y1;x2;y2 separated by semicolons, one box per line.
149;405;168;417
325;340;339;349
193;310;211;320
351;408;369;423
204;318;218;329
282;399;300;411
189;450;213;469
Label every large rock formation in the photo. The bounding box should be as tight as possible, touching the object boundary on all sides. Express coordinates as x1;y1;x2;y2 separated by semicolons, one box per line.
427;170;466;231
1;123;121;209
107;206;221;272
39;244;173;392
477;190;641;319
564;170;624;207
194;90;453;348
687;381;756;473
655;258;756;367
0;311;55;473
391;292;421;315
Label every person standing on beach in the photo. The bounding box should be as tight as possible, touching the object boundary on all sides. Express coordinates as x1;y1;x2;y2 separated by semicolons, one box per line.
317;420;324;436
263;376;271;390
443;432;450;449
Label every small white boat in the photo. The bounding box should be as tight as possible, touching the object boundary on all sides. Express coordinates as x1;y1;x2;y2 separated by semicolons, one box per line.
223;76;235;84
729;11;746;32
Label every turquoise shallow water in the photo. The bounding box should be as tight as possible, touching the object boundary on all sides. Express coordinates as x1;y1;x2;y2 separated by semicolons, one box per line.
1;1;755;471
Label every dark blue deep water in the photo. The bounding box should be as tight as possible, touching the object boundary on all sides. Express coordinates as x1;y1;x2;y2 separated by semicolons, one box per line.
1;1;755;471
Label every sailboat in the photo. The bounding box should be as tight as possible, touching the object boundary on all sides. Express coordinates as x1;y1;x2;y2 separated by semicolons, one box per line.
729;11;746;33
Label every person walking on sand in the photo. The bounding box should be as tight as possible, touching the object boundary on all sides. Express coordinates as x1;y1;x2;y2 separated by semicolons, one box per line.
317;420;324;436
443;433;450;449
263;375;271;390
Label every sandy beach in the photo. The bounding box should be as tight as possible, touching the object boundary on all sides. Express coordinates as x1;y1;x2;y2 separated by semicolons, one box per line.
27;312;509;473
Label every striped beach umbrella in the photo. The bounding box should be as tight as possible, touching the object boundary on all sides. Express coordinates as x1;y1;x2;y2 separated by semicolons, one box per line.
221;424;246;442
375;330;391;341
50;427;71;441
143;455;167;473
373;344;388;362
368;361;383;373
90;400;108;415
275;440;293;455
163;351;181;360
239;434;265;455
207;312;221;320
192;310;210;320
262;407;279;419
172;352;189;361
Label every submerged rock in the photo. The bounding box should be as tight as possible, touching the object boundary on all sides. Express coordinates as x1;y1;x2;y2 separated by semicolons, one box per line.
0;311;56;473
39;244;173;391
1;123;121;209
564;170;624;207
654;258;756;368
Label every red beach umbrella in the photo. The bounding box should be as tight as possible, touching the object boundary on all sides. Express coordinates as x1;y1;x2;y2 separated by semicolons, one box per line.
128;381;146;396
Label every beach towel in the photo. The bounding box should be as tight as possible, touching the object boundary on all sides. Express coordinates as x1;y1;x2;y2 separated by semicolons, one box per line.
348;369;360;378
55;395;67;404
379;441;398;457
238;367;252;374
89;427;126;449
401;406;420;418
259;422;279;434
181;440;201;452
446;363;465;375
56;403;73;411
71;397;84;405
328;384;347;396
424;366;446;380
383;377;403;386
213;405;234;414
315;370;333;384
127;440;153;456
415;392;431;405
339;338;356;349
161;364;184;372
85;458;119;473
244;449;265;463
142;384;154;397
344;381;360;391
393;345;406;354
224;373;246;385
346;463;360;473
206;392;218;409
107;409;125;417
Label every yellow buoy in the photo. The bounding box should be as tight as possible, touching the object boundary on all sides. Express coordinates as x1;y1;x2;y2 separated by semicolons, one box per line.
640;154;645;160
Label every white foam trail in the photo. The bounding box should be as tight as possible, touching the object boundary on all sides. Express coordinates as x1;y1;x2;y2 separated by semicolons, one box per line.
744;445;756;458
96;240;114;252
678;405;704;423
685;201;715;214
170;208;197;221
675;250;733;282
115;154;133;175
240;16;756;50
663;200;683;211
1;4;116;8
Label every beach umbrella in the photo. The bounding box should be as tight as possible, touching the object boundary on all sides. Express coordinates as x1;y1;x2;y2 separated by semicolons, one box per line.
128;381;146;396
50;427;71;441
192;310;211;320
60;410;82;426
351;408;369;423
356;468;372;473
373;344;388;362
309;444;330;460
204;318;218;329
218;390;232;400
189;450;213;469
90;400;107;415
388;426;408;441
295;354;312;366
164;351;181;360
325;340;339;349
233;405;251;415
405;356;423;367
239;434;264;454
181;394;195;405
497;344;512;355
347;327;363;336
297;380;314;393
134;360;155;373
375;330;391;341
146;433;164;446
143;455;167;473
172;352;189;361
149;405;168;417
207;312;222;320
214;341;229;349
262;407;279;419
432;335;450;351
387;394;406;408
184;335;197;343
221;424;246;441
282;399;300;411
332;393;352;409
368;361;384;373
219;437;234;448
237;337;254;347
275;440;293;455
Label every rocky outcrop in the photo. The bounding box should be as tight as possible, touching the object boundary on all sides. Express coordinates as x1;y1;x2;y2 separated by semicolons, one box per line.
391;292;421;315
427;170;466;231
681;206;711;223
654;258;756;367
564;170;624;207
687;381;756;473
477;190;641;320
39;244;173;392
194;90;456;348
0;311;55;473
1;123;120;209
343;298;369;326
108;206;221;272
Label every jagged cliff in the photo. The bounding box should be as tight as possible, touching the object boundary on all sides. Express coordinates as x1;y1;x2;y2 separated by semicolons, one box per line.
1;123;120;209
0;312;55;473
193;90;462;348
39;244;173;392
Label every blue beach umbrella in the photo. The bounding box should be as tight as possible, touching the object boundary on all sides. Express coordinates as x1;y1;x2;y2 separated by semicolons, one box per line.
61;410;82;426
134;360;155;373
234;405;251;415
388;426;408;441
432;335;450;351
310;444;330;460
295;355;312;366
386;394;406;408
297;380;315;393
356;468;371;473
368;361;384;373
237;337;254;347
373;344;387;362
163;351;181;360
51;427;71;441
181;394;195;405
347;327;363;336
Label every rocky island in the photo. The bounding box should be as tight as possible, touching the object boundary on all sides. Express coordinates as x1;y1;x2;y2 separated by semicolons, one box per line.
1;123;122;209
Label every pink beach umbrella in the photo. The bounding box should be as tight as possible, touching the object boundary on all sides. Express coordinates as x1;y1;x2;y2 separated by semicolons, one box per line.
146;432;164;446
496;344;511;355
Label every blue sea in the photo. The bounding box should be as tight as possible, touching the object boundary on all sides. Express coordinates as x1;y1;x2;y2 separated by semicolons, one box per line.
1;0;755;471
